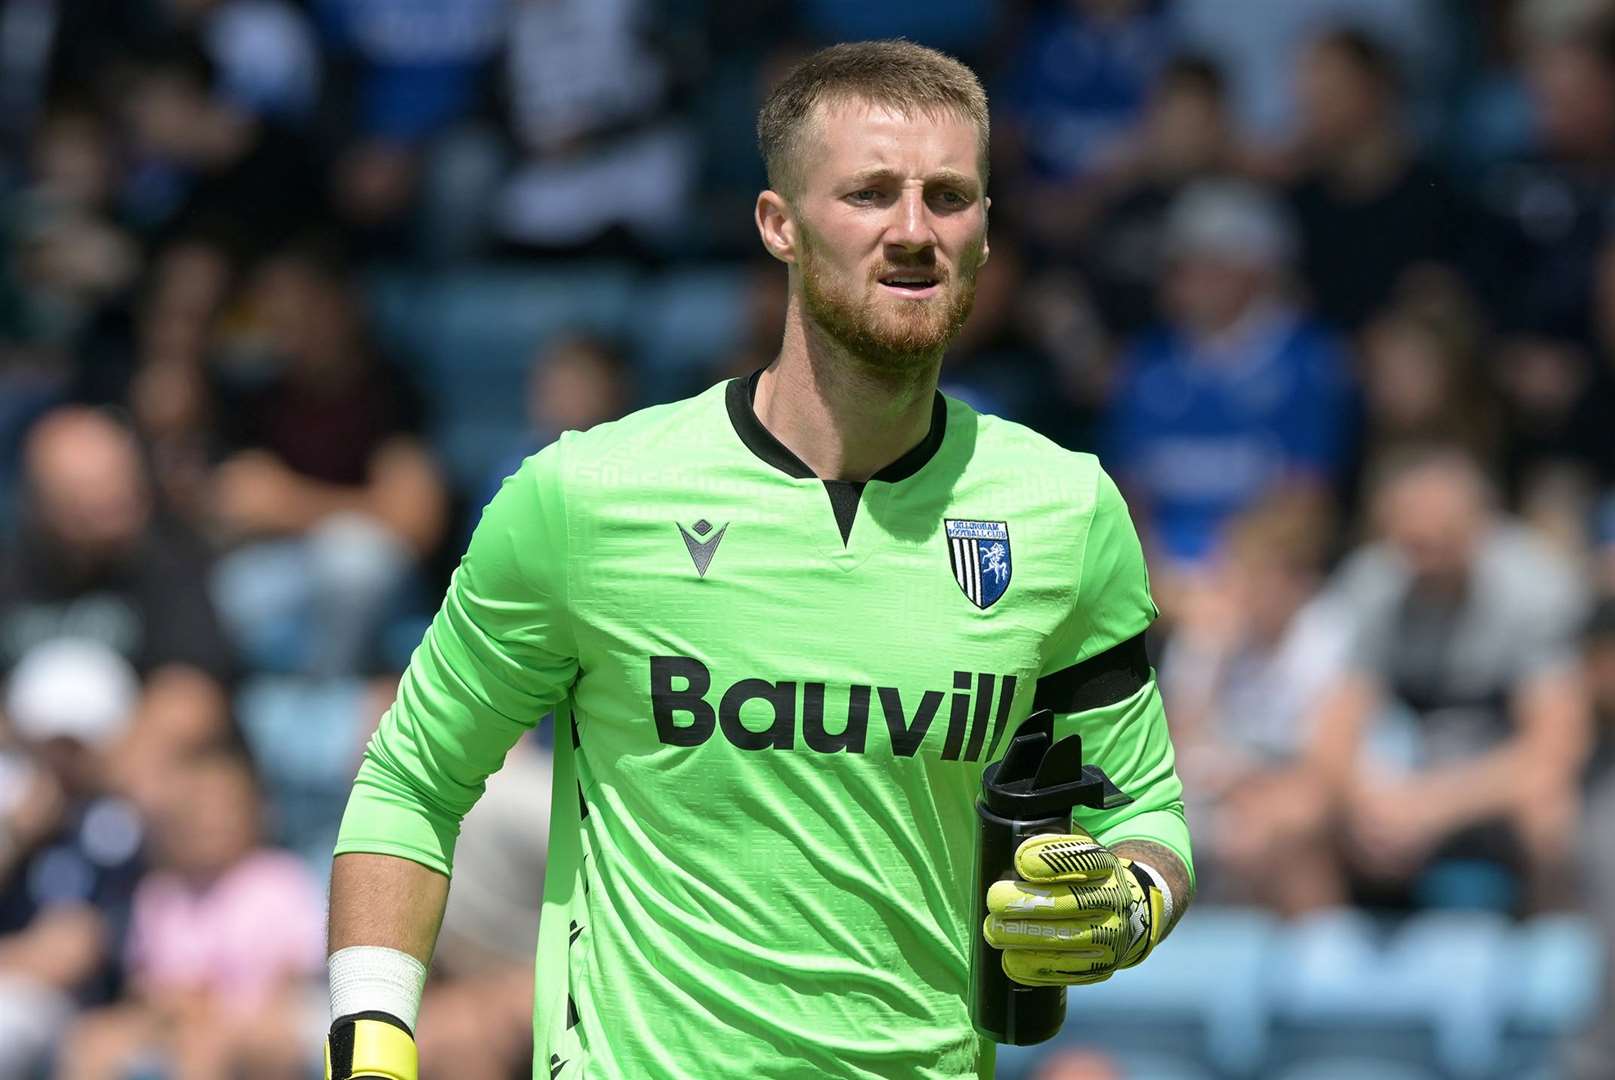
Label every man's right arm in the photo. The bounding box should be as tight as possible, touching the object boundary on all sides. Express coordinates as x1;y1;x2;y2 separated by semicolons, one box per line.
328;853;449;963
326;444;578;1073
333;442;576;889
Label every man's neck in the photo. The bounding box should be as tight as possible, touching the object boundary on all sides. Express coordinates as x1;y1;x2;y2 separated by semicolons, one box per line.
753;299;940;482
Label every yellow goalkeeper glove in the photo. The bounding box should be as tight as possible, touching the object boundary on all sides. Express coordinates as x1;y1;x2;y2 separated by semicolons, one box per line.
982;828;1168;986
325;1012;418;1080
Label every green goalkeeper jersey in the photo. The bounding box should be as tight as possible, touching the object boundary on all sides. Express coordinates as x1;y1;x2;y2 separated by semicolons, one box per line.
336;373;1191;1080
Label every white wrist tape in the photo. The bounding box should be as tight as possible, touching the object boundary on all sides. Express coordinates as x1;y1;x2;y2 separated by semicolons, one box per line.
328;946;428;1031
1128;860;1175;928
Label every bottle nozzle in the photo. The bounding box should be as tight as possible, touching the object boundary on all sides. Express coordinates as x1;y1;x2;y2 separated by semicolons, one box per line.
982;712;1134;817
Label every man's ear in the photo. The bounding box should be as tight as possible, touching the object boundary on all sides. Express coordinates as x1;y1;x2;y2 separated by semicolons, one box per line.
980;195;991;268
756;190;798;264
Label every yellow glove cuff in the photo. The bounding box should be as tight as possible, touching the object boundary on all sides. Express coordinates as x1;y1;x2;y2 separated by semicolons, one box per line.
326;1014;418;1080
1117;858;1170;968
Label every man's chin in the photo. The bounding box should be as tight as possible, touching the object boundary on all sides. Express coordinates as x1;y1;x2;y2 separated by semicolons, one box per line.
801;267;974;367
866;295;970;357
863;317;954;360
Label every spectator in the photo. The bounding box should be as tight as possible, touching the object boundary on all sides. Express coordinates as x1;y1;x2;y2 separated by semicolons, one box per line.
490;0;696;256
940;237;1071;437
999;0;1173;187
27;2;172;149
0;407;234;684
1081;53;1241;337
1175;0;1441;145
1357;301;1498;497
118;37;326;263
1572;596;1615;1079
314;0;505;144
0;639;143;1078
315;0;507;247
1479;9;1615;339
995;0;1175;251
126;236;239;522
1491;330;1615;503
0;104;137;498
479;333;630;510
1161;494;1350;915
1017;266;1114;450
3;105;141;358
1500;232;1615;501
1285;27;1478;333
116;665;235;822
1104;179;1355;581
1313;448;1590;911
207;241;446;676
708;258;788;386
59;743;324;1079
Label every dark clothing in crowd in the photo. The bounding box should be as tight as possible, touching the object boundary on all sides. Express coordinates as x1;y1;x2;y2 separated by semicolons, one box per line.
1480;155;1615;338
0;524;234;681
1083;181;1180;337
1288;158;1477;332
0;796;143;1005
1498;365;1615;496
215;359;426;487
153;122;328;262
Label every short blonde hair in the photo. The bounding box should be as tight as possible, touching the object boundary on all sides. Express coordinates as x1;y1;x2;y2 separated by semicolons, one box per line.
756;40;989;197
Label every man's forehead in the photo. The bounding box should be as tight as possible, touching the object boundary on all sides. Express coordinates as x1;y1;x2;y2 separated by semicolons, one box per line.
801;97;982;179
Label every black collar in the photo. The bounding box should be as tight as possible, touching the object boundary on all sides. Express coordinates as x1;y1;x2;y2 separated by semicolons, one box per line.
725;369;947;483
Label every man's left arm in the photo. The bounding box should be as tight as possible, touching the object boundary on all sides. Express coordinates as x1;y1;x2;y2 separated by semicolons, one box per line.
1048;629;1195;924
983;465;1193;985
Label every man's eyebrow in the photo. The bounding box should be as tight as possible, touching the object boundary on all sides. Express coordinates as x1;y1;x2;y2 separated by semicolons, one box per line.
844;167;980;192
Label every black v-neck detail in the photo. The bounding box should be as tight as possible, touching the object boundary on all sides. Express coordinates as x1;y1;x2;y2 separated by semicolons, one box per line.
725;371;948;547
823;480;865;545
724;369;948;483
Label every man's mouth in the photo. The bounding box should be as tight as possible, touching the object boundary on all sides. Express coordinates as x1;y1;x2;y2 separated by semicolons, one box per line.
877;271;942;298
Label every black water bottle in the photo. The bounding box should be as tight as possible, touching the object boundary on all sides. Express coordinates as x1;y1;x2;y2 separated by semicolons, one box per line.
969;709;1133;1045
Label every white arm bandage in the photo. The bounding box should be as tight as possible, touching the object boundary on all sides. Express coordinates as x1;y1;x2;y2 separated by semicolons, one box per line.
328;946;428;1032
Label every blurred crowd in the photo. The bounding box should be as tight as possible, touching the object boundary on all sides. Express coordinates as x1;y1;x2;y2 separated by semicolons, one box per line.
2;0;1615;1077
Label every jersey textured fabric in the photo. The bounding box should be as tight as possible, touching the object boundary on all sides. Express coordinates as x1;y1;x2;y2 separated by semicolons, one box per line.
335;375;1191;1080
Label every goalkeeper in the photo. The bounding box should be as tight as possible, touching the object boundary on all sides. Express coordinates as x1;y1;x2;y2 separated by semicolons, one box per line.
326;40;1192;1080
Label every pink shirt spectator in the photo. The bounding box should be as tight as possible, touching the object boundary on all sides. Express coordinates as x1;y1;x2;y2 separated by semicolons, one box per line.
126;850;324;1013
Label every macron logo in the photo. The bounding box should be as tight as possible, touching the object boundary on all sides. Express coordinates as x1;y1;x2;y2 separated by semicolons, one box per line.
678;518;728;577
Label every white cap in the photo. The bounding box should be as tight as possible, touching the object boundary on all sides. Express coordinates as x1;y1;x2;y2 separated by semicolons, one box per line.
5;638;139;747
1164;178;1296;270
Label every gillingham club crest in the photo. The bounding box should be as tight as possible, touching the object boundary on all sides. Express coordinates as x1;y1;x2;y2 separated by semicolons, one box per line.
945;519;1012;609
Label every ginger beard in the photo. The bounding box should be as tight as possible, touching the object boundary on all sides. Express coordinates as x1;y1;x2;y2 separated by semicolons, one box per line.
796;222;984;372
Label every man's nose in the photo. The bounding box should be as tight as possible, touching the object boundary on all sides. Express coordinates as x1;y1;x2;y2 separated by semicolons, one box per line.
885;189;935;253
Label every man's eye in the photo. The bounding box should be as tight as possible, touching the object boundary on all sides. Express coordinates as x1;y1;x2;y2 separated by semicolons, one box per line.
849;189;881;203
937;190;968;207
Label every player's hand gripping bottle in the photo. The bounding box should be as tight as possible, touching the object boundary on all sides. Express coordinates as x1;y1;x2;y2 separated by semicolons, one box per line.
969;710;1132;1044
